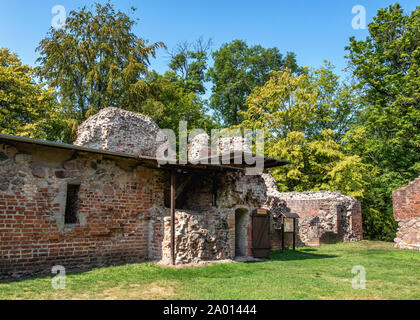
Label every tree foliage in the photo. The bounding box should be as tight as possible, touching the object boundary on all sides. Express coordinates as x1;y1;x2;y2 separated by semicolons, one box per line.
344;4;420;240
165;38;212;95
345;4;419;178
0;48;64;140
144;71;215;134
238;68;368;198
36;2;164;140
207;40;299;126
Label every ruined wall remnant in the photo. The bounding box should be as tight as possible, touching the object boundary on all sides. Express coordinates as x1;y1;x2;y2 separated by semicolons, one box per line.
161;209;231;264
74;107;169;157
262;172;363;247
187;133;252;162
158;171;267;264
393;177;420;250
0;141;166;279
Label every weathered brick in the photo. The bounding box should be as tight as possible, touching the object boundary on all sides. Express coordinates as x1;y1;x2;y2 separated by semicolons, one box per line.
393;176;420;250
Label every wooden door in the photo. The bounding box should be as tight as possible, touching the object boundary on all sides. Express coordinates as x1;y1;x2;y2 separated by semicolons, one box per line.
251;209;271;258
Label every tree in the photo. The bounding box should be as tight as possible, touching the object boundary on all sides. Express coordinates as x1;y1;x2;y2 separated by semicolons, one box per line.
239;69;318;139
207;40;299;126
240;65;359;141
346;3;419;179
238;68;368;198
36;2;164;140
0;48;64;140
144;71;215;134
345;4;420;240
165;38;212;95
305;61;361;140
268;130;369;199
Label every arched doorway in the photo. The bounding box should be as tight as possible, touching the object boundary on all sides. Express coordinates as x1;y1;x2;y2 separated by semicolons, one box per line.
235;208;249;257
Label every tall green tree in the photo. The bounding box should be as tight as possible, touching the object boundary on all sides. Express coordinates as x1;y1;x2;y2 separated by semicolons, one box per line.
0;48;64;140
345;4;420;240
207;40;299;126
36;2;164;141
305;61;361;140
345;4;420;179
140;38;216;134
144;71;215;133
238;68;368;198
165;38;212;95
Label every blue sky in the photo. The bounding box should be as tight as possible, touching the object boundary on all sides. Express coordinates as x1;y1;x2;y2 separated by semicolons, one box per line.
0;0;417;79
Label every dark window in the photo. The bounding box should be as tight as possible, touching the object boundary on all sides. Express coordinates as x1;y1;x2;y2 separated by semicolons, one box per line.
65;184;80;224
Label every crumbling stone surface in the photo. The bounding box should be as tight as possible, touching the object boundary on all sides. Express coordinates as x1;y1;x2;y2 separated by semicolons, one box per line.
262;172;363;246
158;171;267;264
218;136;252;155
188;133;211;161
187;133;251;162
394;218;420;250
161;209;230;264
74;107;168;157
393;177;420;250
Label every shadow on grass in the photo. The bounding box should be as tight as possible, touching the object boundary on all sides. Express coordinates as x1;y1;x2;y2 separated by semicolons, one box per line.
265;249;338;262
1;250;339;284
0;260;154;285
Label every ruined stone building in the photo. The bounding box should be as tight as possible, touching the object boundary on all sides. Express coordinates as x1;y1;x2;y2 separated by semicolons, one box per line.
393;177;420;250
0;107;363;278
262;173;363;247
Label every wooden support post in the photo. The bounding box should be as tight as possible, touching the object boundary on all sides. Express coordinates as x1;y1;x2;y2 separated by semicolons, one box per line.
212;174;217;206
170;171;176;265
281;217;285;251
292;218;296;251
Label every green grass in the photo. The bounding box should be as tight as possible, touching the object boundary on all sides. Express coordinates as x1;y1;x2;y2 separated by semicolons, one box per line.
1;241;419;300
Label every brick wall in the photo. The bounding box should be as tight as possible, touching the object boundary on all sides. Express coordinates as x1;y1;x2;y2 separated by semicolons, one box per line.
0;141;166;278
393;177;420;220
393;177;420;250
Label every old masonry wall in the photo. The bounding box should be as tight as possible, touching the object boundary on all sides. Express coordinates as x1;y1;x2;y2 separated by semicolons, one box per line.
0;141;268;278
393;176;420;250
0;141;167;279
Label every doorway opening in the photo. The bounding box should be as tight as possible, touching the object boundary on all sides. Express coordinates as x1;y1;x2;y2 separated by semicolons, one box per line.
235;208;249;257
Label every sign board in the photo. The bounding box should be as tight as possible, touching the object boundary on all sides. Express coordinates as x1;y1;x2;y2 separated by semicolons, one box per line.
284;218;294;233
257;208;267;215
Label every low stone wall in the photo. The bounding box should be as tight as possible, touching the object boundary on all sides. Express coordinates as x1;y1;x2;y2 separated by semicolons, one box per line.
393;177;420;250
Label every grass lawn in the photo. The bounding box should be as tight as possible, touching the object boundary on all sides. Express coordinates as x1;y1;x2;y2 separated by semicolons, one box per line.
1;241;419;300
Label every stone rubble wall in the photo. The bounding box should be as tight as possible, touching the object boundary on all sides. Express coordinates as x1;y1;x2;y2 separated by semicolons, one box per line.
161;209;231;265
262;172;363;246
158;171;267;264
74;107;169;158
394;218;420;250
188;133;251;161
393;176;420;250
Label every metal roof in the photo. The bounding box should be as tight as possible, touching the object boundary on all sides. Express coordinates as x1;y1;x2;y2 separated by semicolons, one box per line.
194;152;289;169
0;133;289;171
